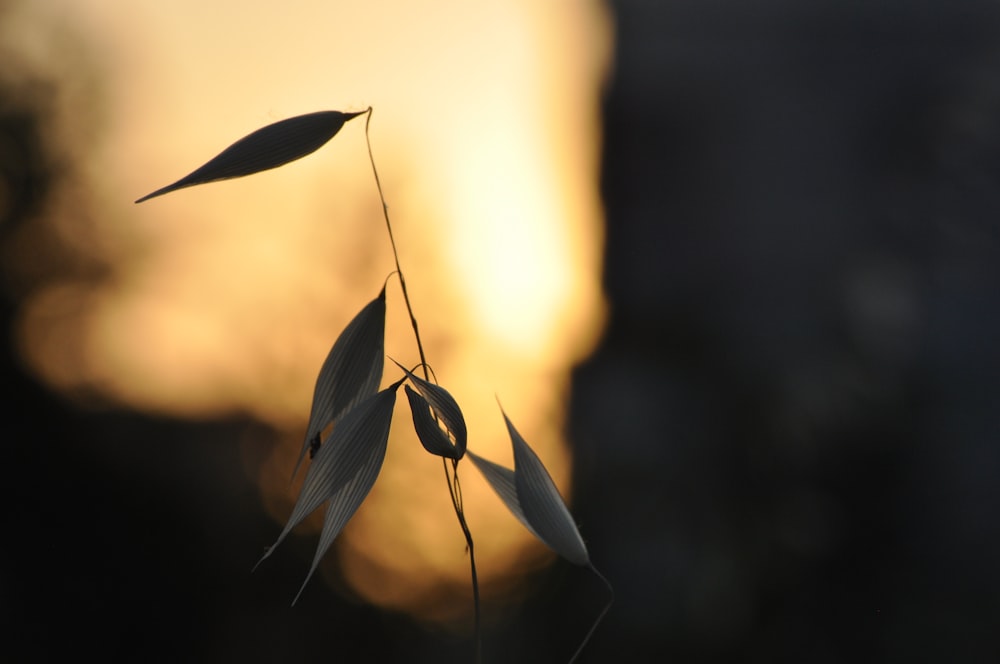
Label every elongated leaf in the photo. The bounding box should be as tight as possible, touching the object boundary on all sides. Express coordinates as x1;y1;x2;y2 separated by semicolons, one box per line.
254;380;402;574
292;288;386;480
472;426;611;663
405;386;461;459
505;412;590;565
469;410;590;566
466;450;541;541
290;385;397;605
392;360;467;459
135;110;365;202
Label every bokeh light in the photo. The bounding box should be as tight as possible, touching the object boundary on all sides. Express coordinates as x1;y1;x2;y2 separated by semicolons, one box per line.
9;0;611;620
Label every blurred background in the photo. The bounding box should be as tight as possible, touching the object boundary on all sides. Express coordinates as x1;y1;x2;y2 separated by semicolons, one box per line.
4;0;1000;662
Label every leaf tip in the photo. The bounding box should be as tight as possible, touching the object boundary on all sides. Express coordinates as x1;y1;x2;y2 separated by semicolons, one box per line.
251;547;273;574
134;189;162;204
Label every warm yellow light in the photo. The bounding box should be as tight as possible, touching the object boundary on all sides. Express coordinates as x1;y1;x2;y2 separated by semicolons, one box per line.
14;0;611;622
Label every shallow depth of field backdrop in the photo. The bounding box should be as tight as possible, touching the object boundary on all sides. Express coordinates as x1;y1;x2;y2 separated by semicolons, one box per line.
4;0;1000;662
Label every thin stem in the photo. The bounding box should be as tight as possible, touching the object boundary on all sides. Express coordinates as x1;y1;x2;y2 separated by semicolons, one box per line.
363;107;481;663
444;458;481;663
363;108;428;374
568;565;615;664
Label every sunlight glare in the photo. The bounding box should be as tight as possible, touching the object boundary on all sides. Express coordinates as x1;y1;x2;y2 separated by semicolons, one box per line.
13;0;612;621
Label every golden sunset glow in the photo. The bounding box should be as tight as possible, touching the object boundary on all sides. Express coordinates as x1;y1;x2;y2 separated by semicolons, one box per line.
13;0;611;620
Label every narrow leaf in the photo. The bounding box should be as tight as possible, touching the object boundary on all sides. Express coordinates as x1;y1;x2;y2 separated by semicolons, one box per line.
254;380;401;573
135;110;365;202
471;426;610;663
292;288;386;480
504;411;590;565
405;386;461;459
391;359;467;459
290;382;399;605
466;450;542;541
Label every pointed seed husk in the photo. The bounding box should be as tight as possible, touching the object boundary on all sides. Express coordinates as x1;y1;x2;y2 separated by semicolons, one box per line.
292;288;386;481
405;386;461;459
136;110;365;202
254;380;401;577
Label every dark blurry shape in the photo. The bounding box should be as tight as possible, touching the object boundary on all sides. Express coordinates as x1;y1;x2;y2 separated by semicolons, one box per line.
565;1;1000;661
255;378;404;605
295;287;386;480
0;102;49;234
135;109;366;202
0;0;102;299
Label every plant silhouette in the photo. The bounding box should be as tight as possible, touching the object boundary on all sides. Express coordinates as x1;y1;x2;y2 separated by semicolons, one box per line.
136;107;611;663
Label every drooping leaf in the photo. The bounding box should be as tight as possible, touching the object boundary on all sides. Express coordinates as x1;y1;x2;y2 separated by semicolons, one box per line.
392;359;467;459
469;408;590;566
472;415;612;663
506;411;590;565
405;386;462;459
289;382;399;605
135;110;366;202
254;379;402;577
292;288;386;481
466;450;541;541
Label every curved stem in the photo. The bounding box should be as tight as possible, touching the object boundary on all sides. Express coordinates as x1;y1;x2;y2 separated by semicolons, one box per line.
363;107;481;662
